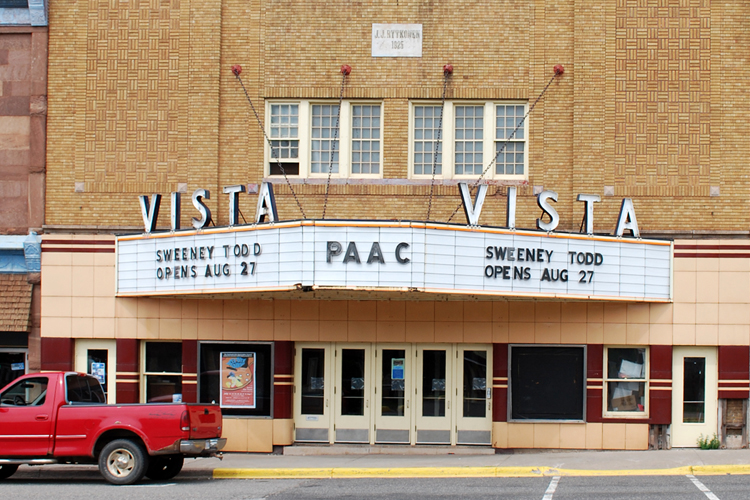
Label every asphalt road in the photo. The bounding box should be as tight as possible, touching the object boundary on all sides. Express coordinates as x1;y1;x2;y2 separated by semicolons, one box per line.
5;469;750;500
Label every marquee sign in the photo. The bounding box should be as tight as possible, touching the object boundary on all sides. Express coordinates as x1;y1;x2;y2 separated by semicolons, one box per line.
116;220;672;302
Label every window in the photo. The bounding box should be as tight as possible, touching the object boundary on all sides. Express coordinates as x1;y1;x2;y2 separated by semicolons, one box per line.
413;105;442;175
604;347;648;416
410;101;528;179
199;342;273;417
0;376;47;406
269;103;300;175
266;101;382;178
454;105;484;175
142;342;183;403
510;345;585;421
66;374;106;404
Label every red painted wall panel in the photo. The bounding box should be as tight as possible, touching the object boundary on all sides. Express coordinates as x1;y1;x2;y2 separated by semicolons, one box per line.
586;344;603;423
40;338;73;371
648;345;672;424
181;340;198;403
493;343;507;422
115;339;139;404
182;340;198;374
274;341;293;419
718;346;749;399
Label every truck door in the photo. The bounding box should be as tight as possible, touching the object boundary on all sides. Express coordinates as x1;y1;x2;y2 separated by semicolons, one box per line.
0;375;55;456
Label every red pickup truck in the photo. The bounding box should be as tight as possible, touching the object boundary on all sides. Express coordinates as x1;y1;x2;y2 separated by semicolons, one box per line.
0;372;226;485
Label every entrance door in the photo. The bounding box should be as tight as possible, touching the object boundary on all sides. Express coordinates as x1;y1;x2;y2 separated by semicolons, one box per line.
74;339;116;403
374;345;412;444
456;345;492;445
415;344;452;444
672;346;718;447
333;343;372;443
294;344;332;442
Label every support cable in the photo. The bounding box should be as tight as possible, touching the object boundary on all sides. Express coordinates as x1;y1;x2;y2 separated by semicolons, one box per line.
426;64;452;222
446;66;564;223
321;65;351;220
232;64;306;219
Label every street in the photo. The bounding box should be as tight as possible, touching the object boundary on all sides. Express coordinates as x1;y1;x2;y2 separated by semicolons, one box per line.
5;468;750;500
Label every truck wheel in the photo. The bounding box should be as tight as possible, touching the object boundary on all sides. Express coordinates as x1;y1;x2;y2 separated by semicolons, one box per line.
98;439;148;485
146;455;184;480
0;464;18;480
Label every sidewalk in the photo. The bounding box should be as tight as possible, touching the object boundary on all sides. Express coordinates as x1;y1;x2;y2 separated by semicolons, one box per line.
196;447;750;479
13;447;750;480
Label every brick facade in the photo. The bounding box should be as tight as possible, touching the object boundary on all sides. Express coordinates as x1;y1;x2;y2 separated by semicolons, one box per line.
45;0;750;235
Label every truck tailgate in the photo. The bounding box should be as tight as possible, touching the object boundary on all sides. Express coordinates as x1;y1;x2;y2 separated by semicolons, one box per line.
186;405;222;439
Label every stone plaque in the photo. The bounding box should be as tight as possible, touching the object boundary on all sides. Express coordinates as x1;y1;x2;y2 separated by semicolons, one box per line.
372;24;422;57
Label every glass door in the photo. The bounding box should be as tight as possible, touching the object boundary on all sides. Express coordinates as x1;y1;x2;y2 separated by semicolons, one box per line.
74;339;116;403
415;344;452;444
374;344;412;444
333;344;372;443
294;344;332;442
672;346;717;447
455;345;492;445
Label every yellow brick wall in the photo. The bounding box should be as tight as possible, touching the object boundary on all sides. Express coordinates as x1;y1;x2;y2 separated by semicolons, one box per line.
46;0;750;233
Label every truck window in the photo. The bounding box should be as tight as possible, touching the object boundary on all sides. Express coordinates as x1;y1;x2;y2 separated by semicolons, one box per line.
66;374;106;404
0;377;48;406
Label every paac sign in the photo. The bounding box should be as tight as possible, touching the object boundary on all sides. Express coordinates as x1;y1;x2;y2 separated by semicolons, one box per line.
137;182;641;237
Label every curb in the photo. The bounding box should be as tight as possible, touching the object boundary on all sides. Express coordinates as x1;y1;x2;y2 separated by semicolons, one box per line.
213;464;750;479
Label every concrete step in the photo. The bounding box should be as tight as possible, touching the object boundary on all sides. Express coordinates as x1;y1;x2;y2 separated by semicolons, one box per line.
282;444;496;456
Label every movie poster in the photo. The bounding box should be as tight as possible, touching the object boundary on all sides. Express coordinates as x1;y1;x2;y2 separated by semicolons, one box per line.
220;352;256;408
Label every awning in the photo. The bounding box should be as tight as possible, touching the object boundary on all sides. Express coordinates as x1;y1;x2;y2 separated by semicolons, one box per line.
0;274;32;332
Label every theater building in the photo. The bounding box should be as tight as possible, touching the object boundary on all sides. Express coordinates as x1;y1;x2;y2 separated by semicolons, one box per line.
40;0;750;451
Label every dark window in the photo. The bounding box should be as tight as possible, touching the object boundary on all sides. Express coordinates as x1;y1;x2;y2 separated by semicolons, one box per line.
0;1;28;8
463;350;488;418
269;162;299;176
199;342;272;417
340;348;365;416
381;349;406;417
144;342;182;403
300;348;325;415
510;346;585;421
422;350;446;417
683;357;706;423
66;375;106;404
0;376;47;406
0;352;26;389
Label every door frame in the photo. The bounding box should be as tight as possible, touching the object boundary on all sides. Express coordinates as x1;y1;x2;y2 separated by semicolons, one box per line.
414;343;453;445
455;344;493;445
293;343;333;443
671;346;718;448
74;339;117;404
333;343;372;443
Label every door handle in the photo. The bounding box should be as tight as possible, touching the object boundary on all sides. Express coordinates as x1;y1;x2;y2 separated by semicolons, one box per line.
325;399;328;408
406;400;409;409
447;401;450;410
35;414;49;421
366;399;369;408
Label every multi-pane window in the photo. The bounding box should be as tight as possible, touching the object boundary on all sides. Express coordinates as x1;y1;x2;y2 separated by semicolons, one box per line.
604;347;648;415
351;105;381;174
268;101;382;177
269;104;300;175
495;105;526;175
311;104;339;174
454;105;484;175
411;102;528;179
142;342;183;403
413;105;442;175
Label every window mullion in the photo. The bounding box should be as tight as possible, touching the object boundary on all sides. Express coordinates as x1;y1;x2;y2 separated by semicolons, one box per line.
340;101;351;179
443;103;454;180
299;102;310;178
484;102;494;180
